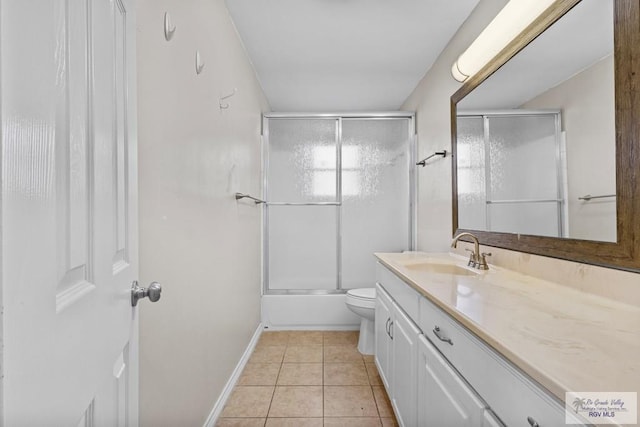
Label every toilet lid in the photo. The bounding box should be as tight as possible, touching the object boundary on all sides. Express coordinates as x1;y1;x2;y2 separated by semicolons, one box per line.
347;288;376;300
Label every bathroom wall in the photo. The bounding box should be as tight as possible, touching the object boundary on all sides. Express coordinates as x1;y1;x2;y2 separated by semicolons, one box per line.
403;1;640;304
402;0;509;252
136;0;269;425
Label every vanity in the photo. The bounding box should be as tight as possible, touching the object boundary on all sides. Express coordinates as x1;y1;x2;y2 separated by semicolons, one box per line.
373;252;639;427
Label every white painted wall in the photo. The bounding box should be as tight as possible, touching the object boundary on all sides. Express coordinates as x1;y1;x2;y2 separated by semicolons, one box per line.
136;0;269;425
522;55;616;242
402;0;509;251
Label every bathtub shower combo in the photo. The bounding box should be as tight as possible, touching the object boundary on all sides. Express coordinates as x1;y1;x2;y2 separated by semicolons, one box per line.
261;113;416;352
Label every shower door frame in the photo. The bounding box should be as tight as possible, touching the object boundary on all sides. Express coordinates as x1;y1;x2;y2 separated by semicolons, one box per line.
457;109;564;237
261;112;417;295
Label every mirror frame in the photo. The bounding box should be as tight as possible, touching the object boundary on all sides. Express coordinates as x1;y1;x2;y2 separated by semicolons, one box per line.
451;0;640;272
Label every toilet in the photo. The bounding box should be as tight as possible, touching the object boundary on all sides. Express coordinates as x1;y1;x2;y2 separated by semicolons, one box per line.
345;288;376;355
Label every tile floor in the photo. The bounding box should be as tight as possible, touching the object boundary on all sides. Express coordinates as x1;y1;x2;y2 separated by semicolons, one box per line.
217;330;399;427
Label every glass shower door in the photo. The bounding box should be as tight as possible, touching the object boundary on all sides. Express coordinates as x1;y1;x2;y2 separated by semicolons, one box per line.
341;118;411;289
264;115;414;294
266;118;339;291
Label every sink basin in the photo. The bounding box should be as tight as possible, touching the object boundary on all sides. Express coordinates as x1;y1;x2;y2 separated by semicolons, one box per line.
403;262;478;276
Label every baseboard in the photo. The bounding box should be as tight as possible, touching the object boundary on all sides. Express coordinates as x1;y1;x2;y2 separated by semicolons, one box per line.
203;322;263;427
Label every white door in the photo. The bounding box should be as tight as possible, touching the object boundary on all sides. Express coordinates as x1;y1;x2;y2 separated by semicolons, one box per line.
1;0;143;425
390;306;420;427
417;335;485;427
374;284;393;390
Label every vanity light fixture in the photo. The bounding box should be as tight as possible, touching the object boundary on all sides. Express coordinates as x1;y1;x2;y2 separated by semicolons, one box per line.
451;0;557;82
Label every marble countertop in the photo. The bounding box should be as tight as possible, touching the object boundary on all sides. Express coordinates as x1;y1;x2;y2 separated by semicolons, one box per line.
374;252;640;424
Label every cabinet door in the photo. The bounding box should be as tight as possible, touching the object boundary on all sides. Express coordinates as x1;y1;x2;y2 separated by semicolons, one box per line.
417;335;485;427
391;304;421;427
482;410;505;427
375;284;393;390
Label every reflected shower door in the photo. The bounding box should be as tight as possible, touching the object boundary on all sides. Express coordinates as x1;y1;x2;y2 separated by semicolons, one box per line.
264;116;414;293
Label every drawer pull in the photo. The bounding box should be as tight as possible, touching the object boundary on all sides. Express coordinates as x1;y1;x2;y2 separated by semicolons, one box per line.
432;326;453;345
389;320;394;340
527;416;539;427
386;318;390;336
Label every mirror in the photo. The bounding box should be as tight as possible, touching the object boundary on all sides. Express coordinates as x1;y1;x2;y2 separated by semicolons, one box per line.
451;0;640;271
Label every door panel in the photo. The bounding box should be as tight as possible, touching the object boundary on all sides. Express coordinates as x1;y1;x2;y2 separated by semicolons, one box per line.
375;284;393;390
1;0;138;425
417;335;485;426
391;306;420;427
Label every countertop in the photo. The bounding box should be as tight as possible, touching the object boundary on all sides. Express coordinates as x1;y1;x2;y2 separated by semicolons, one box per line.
374;252;640;425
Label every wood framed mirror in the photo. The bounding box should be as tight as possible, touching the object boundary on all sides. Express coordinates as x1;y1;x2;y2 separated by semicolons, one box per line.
451;0;640;272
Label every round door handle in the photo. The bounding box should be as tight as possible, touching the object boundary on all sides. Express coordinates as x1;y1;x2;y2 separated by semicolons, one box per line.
131;281;162;306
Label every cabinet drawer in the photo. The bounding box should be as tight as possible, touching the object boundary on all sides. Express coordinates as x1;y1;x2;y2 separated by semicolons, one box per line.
376;262;420;321
419;297;586;427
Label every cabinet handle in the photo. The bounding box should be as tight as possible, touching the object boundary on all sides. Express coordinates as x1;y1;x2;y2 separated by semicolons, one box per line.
432;326;453;345
527;416;539;427
386;318;390;336
389;320;394;340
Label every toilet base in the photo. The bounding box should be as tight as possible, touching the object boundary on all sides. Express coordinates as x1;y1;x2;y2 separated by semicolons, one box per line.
357;317;375;355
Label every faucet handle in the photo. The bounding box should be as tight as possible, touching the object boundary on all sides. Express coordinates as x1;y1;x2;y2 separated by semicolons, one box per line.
478;252;492;270
465;249;477;267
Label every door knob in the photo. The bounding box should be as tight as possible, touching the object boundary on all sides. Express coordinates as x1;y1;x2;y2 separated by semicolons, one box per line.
131;281;162;306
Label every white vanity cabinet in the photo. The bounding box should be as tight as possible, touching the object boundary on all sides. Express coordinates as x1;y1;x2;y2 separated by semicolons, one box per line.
375;283;420;427
374;261;587;427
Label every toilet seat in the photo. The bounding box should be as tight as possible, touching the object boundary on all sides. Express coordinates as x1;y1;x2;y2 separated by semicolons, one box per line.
347;288;376;300
346;288;376;309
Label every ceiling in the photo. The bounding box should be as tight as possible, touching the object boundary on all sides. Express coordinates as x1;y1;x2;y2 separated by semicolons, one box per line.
225;0;480;112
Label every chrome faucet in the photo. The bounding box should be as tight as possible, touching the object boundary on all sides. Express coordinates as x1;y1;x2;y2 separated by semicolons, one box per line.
451;232;491;270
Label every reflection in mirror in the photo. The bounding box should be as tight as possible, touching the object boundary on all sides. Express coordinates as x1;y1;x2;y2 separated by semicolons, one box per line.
456;0;615;242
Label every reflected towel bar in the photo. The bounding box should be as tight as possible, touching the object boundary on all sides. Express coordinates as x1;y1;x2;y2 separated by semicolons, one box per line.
235;193;265;204
416;150;447;167
578;194;616;201
235;193;340;206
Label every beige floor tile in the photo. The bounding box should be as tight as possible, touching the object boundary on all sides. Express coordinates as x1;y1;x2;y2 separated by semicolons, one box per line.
283;345;323;363
323;417;382;426
288;331;324;345
221;386;274;418
323;331;359;346
266;418;323;427
324;345;364;363
324;386;378;417
277;363;323;386
238;363;281;386
362;354;375;363
258;331;290;346
324;363;369;385
250;345;286;364
269;386;323;418
365;363;382;386
215;418;266;427
372;386;394;418
380;417;398;426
